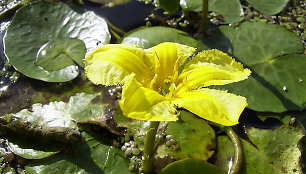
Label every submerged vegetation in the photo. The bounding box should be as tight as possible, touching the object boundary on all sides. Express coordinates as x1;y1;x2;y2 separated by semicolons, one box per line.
0;0;306;173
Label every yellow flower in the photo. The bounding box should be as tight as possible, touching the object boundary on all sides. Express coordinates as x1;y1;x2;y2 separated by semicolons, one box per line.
85;42;251;126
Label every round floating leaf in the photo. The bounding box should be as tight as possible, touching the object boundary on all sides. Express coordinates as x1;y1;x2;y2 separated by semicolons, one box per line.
25;131;131;174
240;125;304;174
180;0;243;23
4;1;110;82
246;0;289;15
161;158;223;174
157;110;215;160
121;26;200;48
220;22;305;112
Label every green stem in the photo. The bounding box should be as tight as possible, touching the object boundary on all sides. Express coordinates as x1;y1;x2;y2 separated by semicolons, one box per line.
143;121;160;174
225;127;242;174
110;30;122;41
198;0;209;35
106;19;126;36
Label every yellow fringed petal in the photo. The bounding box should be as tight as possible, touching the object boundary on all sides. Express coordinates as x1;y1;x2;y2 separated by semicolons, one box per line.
147;42;196;89
119;76;178;121
177;49;251;90
173;88;247;126
84;44;153;86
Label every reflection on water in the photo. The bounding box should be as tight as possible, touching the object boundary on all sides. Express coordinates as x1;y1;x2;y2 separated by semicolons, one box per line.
1;21;16;95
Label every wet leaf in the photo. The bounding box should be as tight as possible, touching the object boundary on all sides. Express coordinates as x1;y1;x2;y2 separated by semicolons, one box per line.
121;26;200;49
180;0;243;23
25;131;131;174
161;158;223;174
157;110;215;160
217;22;305;112
0;93;109;143
4;1;110;82
246;0;289;15
240;125;304;174
13;93;106;127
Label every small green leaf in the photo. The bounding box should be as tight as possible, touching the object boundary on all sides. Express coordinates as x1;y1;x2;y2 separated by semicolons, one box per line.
158;0;180;14
7;135;61;160
4;1;110;82
161;158;223;174
246;0;289;15
121;26;200;49
25;131;132;174
157;110;215;160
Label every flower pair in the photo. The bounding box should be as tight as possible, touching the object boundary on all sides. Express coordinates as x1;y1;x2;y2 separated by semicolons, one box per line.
85;42;250;126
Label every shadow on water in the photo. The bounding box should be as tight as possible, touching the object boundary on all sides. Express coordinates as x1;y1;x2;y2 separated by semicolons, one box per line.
83;0;155;31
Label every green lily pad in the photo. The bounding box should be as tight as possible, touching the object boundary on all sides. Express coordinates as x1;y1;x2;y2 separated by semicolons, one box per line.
246;0;289;15
180;0;243;23
157;110;215;160
25;131;131;174
220;22;305;112
4;1;110;82
161;158;223;174
240;125;304;174
121;26;200;49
